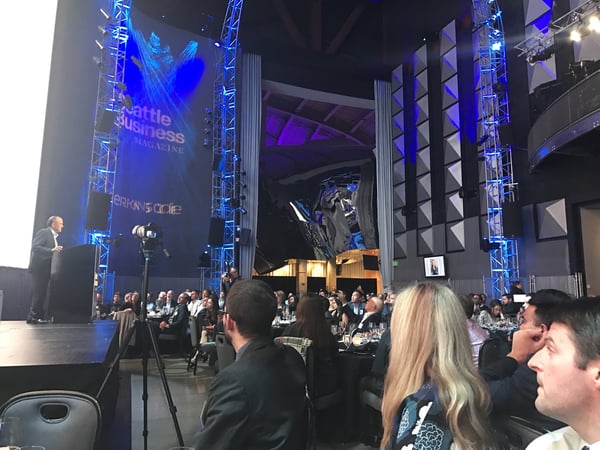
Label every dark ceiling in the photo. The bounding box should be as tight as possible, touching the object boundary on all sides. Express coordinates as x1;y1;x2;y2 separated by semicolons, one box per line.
135;0;471;97
134;0;473;268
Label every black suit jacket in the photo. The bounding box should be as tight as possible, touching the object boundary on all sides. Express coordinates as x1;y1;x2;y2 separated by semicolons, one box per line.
29;227;55;273
356;312;382;333
480;355;563;428
194;336;307;450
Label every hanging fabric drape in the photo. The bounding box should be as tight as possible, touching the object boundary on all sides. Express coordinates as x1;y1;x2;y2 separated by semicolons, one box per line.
374;79;394;292
238;53;262;278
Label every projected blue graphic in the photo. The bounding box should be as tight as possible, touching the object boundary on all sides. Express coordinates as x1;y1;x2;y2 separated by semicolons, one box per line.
109;7;215;277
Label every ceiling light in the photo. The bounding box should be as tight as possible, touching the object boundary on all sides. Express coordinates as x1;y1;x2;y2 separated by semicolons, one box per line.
589;16;600;32
99;8;111;21
570;29;582;41
95;40;105;51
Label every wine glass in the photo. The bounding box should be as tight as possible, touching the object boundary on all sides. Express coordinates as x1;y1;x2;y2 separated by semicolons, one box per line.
342;333;351;349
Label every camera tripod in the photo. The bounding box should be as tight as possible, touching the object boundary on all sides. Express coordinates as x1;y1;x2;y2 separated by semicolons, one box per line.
96;248;184;450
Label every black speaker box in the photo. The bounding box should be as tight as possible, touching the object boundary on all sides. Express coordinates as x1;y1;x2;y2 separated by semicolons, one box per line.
502;201;523;238
363;255;379;271
95;110;116;133
497;124;513;146
85;191;112;231
238;228;251;245
208;217;225;247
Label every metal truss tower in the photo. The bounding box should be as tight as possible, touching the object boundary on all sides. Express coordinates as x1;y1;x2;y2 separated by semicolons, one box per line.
210;0;244;292
472;0;519;298
87;0;132;295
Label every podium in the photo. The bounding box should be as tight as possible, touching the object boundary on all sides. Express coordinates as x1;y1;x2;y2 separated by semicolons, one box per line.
49;244;97;323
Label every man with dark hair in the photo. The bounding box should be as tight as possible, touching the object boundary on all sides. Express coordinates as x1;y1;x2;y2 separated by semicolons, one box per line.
193;279;307;449
526;297;600;449
480;289;572;424
27;215;64;324
220;266;240;301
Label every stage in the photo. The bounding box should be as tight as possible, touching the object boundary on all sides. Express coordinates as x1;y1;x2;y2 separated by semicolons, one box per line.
0;320;120;429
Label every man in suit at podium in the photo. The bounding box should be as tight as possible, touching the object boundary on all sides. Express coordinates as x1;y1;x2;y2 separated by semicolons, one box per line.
27;216;63;324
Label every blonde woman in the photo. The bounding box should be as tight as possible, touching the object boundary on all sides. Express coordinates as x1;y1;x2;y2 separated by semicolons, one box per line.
381;282;499;449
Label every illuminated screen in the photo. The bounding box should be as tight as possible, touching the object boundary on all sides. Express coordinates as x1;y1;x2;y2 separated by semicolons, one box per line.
424;256;446;278
0;1;58;268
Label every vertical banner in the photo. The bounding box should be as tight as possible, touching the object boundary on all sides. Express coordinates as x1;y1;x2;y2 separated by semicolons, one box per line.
110;7;215;277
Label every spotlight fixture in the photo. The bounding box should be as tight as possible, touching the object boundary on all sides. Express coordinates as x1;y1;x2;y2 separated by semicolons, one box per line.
99;8;111;21
97;25;109;37
95;40;105;51
570;29;582;41
93;56;103;69
589;15;600;32
490;41;502;51
203;138;211;147
238;207;248;215
121;94;133;110
213;40;223;48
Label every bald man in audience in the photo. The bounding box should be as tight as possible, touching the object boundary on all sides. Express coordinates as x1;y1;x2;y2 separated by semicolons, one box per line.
355;296;383;334
526;297;600;449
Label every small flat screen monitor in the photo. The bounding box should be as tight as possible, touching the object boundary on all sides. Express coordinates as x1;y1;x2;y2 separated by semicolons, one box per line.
424;256;446;278
513;294;530;303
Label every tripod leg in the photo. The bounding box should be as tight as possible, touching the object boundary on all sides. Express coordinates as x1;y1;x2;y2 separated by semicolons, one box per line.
145;321;185;446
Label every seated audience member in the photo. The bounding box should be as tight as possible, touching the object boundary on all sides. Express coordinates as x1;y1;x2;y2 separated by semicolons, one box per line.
354;296;383;334
287;293;298;313
145;291;155;312
130;291;142;316
480;289;572;423
381;282;499;449
95;293;109;319
325;295;341;321
155;291;167;311
360;326;391;398
193;279;307;449
274;290;287;316
119;291;135;312
501;293;521;316
478;299;506;328
381;291;395;325
109;291;123;314
341;289;365;332
159;292;190;336
282;293;339;398
162;290;176;317
460;294;489;368
526;297;600;449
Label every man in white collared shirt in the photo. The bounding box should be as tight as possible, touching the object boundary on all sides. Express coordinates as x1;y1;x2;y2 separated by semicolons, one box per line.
526;298;600;450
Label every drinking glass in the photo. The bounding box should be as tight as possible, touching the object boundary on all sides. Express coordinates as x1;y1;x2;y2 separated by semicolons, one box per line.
330;324;338;336
342;333;351;349
0;417;21;447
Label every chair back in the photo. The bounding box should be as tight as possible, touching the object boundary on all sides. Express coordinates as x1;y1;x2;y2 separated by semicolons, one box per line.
113;309;136;347
274;336;313;365
502;415;554;449
189;315;199;348
0;390;102;450
478;337;504;369
215;332;236;371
